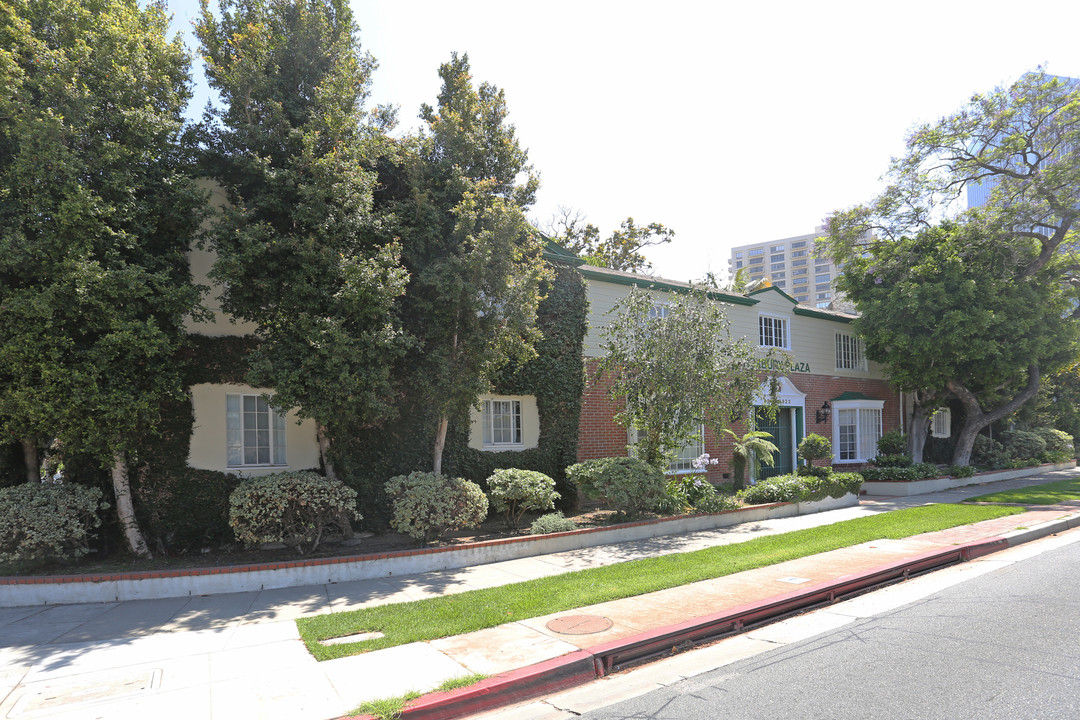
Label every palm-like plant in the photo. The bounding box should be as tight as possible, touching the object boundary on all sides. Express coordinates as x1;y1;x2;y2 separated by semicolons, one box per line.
723;429;780;491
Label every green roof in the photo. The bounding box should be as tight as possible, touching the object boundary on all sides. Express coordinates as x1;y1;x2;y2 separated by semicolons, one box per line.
831;391;873;402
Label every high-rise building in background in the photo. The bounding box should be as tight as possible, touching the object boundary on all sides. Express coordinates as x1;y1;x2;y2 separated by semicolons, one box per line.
727;227;841;309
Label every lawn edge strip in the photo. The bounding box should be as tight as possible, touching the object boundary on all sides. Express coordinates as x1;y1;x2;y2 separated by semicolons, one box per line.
298;504;1022;661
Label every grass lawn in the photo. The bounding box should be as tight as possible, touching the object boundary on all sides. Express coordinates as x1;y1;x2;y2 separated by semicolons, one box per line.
297;503;1023;661
967;476;1080;505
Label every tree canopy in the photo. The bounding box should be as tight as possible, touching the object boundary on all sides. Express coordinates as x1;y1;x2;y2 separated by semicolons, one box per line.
834;223;1077;464
0;0;206;555
548;208;674;273
598;286;773;470
196;0;410;477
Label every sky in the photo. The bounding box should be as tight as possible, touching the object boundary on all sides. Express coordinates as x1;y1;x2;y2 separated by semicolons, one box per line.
169;0;1080;283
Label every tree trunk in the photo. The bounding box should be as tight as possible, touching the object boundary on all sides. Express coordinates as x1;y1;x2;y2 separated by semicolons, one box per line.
315;422;338;482
111;453;152;558
433;415;449;475
22;439;39;484
948;366;1040;466
907;404;933;464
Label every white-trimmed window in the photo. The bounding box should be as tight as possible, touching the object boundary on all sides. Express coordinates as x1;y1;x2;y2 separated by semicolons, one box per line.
227;394;287;467
632;426;704;473
759;314;789;349
835;333;865;371
648;303;669;320
482;398;522;447
931;408;952;438
833;400;884;462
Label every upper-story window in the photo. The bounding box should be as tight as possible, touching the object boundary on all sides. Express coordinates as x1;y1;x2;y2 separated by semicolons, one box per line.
770;245;786;252
792;259;807;267
770;254;785;263
749;256;764;265
835;333;865;370
815;273;831;284
770;263;785;272
749;248;765;256
735;260;743;268
792;249;808;258
735;251;743;259
648;303;669;319
759;314;790;349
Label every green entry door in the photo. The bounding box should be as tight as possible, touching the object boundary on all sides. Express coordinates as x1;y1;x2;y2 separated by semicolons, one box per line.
755;407;793;480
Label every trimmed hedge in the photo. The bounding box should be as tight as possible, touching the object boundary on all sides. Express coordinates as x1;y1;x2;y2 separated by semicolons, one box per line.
487;468;559;530
229;471;358;554
740;472;863;505
565;457;666;517
0;482;109;564
385;472;488;543
860;466;920;482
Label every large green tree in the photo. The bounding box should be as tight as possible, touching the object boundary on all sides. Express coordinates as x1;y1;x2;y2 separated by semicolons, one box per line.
378;53;549;474
832;224;1077;465
196;0;409;479
0;0;205;556
598;285;774;470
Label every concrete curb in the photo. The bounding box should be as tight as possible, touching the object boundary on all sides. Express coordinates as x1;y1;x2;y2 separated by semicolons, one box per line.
860;460;1077;496
348;524;1071;720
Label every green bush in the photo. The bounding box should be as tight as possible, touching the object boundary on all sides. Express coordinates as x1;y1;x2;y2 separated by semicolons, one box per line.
657;475;738;516
229;471;359;554
1040;450;1072;464
972;435;1010;469
859;466;920;482
912;462;940;479
740;475;809;504
565;457;666;517
871;454;913;468
0;482;108;564
487;468;560;530
797;434;832;464
1001;430;1046;461
742;472;863;505
877;429;906;456
948;464;975;478
529;511;578;535
385;472;488;544
796;465;833;478
134;467;241;553
1033;427;1073;455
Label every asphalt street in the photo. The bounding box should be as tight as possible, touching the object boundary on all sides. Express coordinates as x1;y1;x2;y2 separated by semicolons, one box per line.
576;530;1080;720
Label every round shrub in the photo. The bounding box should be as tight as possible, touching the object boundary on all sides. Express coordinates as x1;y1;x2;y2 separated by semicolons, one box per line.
229;471;358;554
487;468;559;530
796;465;833;478
565;457;666;517
948;464;976;478
797;434;832;465
529;511;578;535
693;488;740;514
0;482;108;565
877;429;906;456
1033;427;1073;454
1001;430;1046;460
658;474;728;516
972;435;1009;469
384;472;488;544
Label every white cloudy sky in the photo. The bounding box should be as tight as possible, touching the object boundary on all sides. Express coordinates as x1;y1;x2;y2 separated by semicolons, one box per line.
170;0;1080;282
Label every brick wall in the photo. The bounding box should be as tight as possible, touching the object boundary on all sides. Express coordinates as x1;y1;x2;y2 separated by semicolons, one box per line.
577;358;900;482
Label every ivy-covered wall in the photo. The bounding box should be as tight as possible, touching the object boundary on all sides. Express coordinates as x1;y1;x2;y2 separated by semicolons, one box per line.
128;335;257;553
333;260;588;525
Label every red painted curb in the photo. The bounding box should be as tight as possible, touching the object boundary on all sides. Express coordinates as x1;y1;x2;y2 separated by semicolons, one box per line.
349;535;1014;720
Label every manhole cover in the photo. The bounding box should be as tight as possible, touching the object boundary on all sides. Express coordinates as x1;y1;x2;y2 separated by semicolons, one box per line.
546;614;613;635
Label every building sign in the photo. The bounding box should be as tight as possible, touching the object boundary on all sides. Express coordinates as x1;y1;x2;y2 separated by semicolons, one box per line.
756;357;811;374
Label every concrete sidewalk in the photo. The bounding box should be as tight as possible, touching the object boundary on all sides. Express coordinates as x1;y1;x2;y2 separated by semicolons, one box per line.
1;468;1078;720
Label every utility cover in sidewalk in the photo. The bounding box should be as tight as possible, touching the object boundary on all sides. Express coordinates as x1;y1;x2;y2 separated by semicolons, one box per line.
9;668;161;718
546;614;613;635
776;576;812;584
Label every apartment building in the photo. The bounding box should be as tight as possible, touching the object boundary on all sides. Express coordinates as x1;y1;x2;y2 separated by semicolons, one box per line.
726;227;840;309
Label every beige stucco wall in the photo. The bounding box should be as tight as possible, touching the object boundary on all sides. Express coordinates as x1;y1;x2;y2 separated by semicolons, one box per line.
582;274;886;381
184;180;258;337
467;394;541;451
187;382;321;475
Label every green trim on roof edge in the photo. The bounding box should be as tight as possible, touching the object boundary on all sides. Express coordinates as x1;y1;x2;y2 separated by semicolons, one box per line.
577;267;758;306
793;307;853;323
831;391;873;402
748;285;800;304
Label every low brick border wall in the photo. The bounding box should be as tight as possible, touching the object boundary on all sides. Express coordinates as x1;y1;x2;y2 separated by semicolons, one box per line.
0;494;858;607
860;460;1077;497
